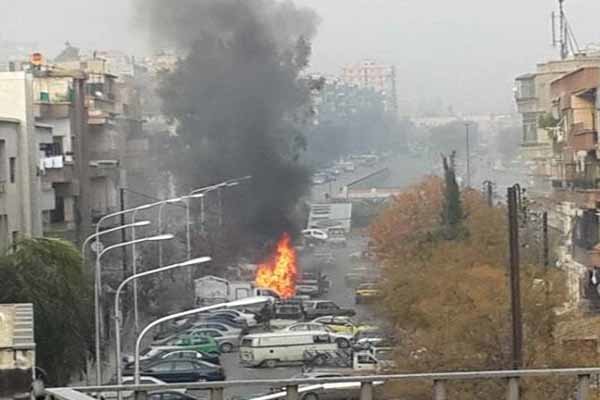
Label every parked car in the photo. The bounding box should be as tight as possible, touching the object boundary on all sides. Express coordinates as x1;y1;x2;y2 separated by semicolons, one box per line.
206;309;256;327
148;391;200;400
185;328;241;353
270;302;305;330
125;358;225;382
282;322;353;348
155;321;242;343
168;335;220;355
195;313;248;330
123;347;220;368
295;280;321;298
303;301;356;319
354;283;382;304
302;228;328;242
310;316;363;335
311;174;327;185
97;376;185;400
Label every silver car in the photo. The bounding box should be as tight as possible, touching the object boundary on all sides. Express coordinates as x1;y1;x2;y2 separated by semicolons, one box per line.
189;321;243;335
282;322;353;348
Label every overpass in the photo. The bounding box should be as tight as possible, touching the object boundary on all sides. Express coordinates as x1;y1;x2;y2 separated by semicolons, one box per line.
48;367;599;400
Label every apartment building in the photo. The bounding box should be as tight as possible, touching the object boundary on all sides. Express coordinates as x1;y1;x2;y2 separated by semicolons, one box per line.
515;54;600;190
515;56;600;310
0;72;45;250
341;60;397;114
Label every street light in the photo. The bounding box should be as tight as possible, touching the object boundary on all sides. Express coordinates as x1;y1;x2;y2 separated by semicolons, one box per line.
114;257;212;391
189;176;252;232
134;296;271;384
131;194;205;333
81;219;150;385
94;234;174;384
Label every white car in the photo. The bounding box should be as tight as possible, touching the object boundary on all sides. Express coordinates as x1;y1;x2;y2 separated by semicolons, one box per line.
98;376;185;399
210;309;258;327
302;229;328;241
282;322;353;348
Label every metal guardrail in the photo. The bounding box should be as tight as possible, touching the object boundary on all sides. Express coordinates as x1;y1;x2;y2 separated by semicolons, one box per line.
48;367;600;400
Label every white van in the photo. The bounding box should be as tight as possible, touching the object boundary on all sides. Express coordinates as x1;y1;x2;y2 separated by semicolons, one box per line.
240;331;338;368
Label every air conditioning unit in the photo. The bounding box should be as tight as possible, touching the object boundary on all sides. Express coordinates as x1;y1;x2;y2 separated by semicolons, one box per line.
0;182;5;194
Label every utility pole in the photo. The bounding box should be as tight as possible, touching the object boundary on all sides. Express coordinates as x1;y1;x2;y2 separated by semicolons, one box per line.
465;123;471;188
543;211;549;267
483;180;494;207
120;188;128;275
507;186;523;370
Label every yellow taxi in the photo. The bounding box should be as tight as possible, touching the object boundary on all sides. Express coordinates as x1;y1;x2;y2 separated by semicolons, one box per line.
354;283;382;304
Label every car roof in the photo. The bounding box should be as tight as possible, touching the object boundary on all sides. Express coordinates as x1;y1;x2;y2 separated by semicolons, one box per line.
243;331;331;339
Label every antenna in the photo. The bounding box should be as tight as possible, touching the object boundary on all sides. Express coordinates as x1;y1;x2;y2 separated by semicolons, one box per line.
551;0;581;60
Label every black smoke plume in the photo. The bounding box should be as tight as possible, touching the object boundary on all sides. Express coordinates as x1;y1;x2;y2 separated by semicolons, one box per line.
139;1;319;248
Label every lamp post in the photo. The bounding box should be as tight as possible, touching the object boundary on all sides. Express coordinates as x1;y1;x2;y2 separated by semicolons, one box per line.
94;234;174;384
81;220;150;385
134;296;271;385
114;257;212;392
131;194;205;333
189;176;251;233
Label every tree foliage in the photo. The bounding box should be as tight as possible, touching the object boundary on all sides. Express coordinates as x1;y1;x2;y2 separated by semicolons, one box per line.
440;152;465;240
0;238;93;385
370;177;596;399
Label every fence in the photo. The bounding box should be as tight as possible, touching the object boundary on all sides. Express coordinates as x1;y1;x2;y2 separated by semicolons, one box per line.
47;367;600;400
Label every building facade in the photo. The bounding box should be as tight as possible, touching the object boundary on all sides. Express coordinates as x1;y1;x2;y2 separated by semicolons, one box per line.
515;55;600;310
0;72;45;250
341;60;397;114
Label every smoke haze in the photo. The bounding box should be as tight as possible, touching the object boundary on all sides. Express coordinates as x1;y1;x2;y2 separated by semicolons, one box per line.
139;0;319;245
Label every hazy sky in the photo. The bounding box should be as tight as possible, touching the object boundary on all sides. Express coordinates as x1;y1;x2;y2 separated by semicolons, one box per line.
2;0;600;114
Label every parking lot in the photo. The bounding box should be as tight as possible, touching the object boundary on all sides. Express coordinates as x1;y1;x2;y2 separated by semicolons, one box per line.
219;235;376;399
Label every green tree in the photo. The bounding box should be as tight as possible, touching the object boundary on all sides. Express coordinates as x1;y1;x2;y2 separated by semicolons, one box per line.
0;238;93;385
440;152;465;240
371;177;596;400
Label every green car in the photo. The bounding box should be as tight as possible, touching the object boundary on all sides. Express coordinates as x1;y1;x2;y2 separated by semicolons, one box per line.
172;334;220;355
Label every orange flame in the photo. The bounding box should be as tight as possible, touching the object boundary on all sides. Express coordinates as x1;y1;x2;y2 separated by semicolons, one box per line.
255;233;297;299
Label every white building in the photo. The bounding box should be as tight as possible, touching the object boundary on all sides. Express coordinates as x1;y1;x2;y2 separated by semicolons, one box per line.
0;72;47;249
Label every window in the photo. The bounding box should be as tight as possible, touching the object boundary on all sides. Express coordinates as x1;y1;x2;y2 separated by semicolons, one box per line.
516;78;536;99
150;362;173;372
523;113;538;143
357;354;377;364
9;157;16;183
173;361;194;371
290;325;306;331
0;140;5;182
313;334;331;344
162;393;185;400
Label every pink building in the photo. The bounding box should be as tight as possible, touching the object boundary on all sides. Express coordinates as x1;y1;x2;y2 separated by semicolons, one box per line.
341;60;397;113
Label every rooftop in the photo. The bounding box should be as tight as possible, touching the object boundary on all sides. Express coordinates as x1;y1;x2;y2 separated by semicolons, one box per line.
0;303;35;350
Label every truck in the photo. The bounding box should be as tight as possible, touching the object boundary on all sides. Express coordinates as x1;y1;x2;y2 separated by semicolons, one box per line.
194;276;280;305
302;346;395;372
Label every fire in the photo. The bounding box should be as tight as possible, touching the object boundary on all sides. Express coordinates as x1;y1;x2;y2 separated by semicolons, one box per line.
255;233;297;299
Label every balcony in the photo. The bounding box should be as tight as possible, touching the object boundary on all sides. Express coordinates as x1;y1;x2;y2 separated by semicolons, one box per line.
34;102;71;119
89;160;120;179
569;123;598;151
